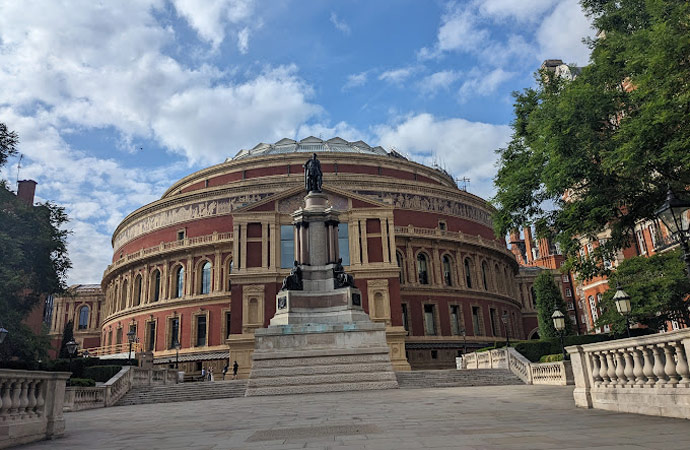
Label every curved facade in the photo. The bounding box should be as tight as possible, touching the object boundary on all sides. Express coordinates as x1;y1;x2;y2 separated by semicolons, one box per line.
100;137;525;374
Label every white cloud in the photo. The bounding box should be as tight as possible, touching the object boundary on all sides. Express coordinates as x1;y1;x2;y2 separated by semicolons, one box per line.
418;4;488;59
343;71;368;90
458;68;515;101
329;12;351;35
374;113;511;199
171;0;254;49
477;0;558;22
237;26;250;54
378;67;416;85
296;122;364;143
536;0;593;66
418;70;461;96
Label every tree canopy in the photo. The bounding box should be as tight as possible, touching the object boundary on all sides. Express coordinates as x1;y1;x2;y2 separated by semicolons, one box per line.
534;271;573;338
492;0;690;279
596;249;690;333
0;123;71;363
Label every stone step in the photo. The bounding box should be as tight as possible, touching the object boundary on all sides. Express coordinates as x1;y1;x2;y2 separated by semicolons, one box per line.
396;369;523;389
251;347;391;367
115;380;248;406
247;370;396;388
250;362;393;378
246;380;399;397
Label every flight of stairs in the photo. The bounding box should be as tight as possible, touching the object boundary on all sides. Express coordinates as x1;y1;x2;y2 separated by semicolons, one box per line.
115;380;247;406
396;369;523;389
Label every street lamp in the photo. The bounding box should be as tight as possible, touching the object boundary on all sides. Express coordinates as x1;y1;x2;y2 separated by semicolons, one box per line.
501;311;510;347
0;327;8;344
613;283;632;338
174;340;181;369
127;329;136;365
655;188;690;280
66;340;78;376
551;310;567;360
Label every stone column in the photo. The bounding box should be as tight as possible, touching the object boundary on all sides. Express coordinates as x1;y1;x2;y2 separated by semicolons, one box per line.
214;250;222;292
233;224;240;271
351;220;361;265
262;223;269;269
380;218;390;263
186;255;193;296
240;225;248;270
360;219;369;264
269;223;277;269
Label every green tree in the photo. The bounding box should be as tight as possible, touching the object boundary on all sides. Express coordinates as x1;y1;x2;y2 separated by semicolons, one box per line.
534;271;572;338
596;250;690;334
0;123;71;364
493;0;690;279
58;320;75;359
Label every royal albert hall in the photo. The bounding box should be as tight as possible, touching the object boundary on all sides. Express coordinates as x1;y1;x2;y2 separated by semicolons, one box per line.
101;137;535;376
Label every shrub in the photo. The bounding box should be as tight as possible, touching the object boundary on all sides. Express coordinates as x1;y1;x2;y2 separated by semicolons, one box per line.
68;378;96;387
539;353;564;363
84;365;123;382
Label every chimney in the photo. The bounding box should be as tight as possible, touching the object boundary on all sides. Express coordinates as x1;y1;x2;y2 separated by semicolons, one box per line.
523;227;534;264
537;238;551;259
17;180;37;206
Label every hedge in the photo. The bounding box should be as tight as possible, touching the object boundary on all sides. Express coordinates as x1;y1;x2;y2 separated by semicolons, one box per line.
68;378;96;387
539;353;564;363
40;358;128;378
84;365;123;382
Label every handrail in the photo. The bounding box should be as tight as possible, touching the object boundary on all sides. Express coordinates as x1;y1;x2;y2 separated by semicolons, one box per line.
81;342;142;357
461;347;572;386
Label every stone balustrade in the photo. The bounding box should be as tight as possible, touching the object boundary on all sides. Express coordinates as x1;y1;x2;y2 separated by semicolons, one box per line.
63;366;180;412
461;347;573;386
567;329;690;419
0;369;70;449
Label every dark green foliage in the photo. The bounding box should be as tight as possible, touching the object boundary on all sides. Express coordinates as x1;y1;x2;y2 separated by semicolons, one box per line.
84;365;123;382
534;272;572;338
595;250;690;333
68;378;96;387
492;0;690;280
59;320;75;359
539;354;565;363
514;335;615;362
0;123;71;363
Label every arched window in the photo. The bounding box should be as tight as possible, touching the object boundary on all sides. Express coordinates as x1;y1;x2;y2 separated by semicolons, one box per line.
464;258;473;288
396;252;405;284
481;262;489;290
417;253;429;285
151;269;161;302
201;261;211;294
442;255;453;286
78;306;89;329
531;286;537;308
112;285;118;314
227;259;233;291
174;266;184;298
494;264;501;292
133;275;142;306
121;279;128;310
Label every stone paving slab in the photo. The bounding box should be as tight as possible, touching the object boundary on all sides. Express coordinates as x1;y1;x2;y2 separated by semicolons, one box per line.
18;385;690;450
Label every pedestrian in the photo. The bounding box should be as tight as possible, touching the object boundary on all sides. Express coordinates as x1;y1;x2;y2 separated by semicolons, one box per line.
201;367;206;382
209;367;214;381
232;360;239;379
222;363;229;380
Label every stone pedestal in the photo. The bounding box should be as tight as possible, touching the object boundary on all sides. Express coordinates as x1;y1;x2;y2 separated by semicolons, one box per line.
245;189;400;396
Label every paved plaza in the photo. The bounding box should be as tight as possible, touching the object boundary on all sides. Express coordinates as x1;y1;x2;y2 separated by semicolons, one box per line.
23;385;690;450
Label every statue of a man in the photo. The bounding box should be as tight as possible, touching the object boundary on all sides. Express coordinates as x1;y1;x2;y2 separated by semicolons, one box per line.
303;153;322;193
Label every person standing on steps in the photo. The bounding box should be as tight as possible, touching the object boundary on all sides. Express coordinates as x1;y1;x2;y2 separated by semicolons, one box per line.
232;360;239;379
222;363;229;380
201;367;206;382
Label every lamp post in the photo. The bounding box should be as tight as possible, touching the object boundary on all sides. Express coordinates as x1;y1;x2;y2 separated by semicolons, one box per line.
613;283;632;338
655;188;690;280
66;340;78;377
174;340;181;369
501;311;510;347
460;328;467;355
0;326;8;345
127;329;136;365
551;310;567;360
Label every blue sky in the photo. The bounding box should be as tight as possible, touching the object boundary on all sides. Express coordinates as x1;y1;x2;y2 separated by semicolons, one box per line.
0;0;593;284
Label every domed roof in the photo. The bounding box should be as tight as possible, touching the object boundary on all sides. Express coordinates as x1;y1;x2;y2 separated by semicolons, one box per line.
229;136;397;161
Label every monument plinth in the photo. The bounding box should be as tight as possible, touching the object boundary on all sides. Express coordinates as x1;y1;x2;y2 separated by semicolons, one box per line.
245;155;399;396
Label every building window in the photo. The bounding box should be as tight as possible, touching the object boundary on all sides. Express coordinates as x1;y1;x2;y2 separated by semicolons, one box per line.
338;223;350;266
481;262;489;290
177;229;185;240
565;288;572;297
225;311;232;338
169;317;180;349
280;225;294;269
450;305;462;336
121;279;128;310
562;274;569;283
472;306;482;336
431;350;438;359
396;251;405;284
401;303;409;332
196;315;207;347
417;253;429;285
423;304;436;336
438;221;447;231
201;261;211;294
147;321;156;352
442;255;452;286
636;230;647;255
174;266;184;298
152;270;161;302
116;327;123;345
107;330;112;346
227;259;233;290
78;306;89;330
464;258;473;288
489;308;498;336
133;275;142;306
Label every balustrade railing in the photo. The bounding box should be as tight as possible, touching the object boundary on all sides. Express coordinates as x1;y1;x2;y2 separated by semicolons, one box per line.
0;369;70;448
80;342;142;357
460;347;572;386
567;329;690;418
393;225;513;257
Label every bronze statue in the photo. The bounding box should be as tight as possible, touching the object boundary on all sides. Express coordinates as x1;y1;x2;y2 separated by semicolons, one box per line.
333;257;355;288
281;261;303;291
303;153;322;193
